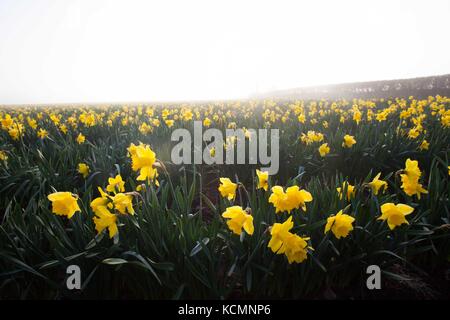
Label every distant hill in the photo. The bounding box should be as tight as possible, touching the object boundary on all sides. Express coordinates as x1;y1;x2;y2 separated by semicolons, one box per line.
255;74;450;100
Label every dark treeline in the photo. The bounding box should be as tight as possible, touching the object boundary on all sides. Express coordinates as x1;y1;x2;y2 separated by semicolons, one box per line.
258;74;450;100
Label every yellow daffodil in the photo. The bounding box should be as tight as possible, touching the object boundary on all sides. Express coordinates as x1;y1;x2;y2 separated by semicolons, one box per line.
111;193;135;215
78;163;90;178
203;118;212;127
400;158;428;199
59;124;68;134
268;216;310;264
403;158;422;180
300;130;324;145
324;210;355;239
318;143;330;157
221;206;254;236
297;113;306;123
165;119;174;127
336;182;356;201
139;122;152;134
277;233;310;264
368;173;388;195
182;109;193;121
378;203;414;230
218;177;237;200
47;192;81;219
76;133;85;144
419;139;429;151
8;123;24;140
128;143;158;183
353;109;362;124
93;206;118;238
285;186;313;212
37;128;49;139
152;118;160;127
268;216;294;253
408;127;420;139
1;114;13;129
27;118;37;129
256;169;269;191
0;150;7;162
90;187;110;213
106;174;125;193
268;185;313;213
342;134;356;148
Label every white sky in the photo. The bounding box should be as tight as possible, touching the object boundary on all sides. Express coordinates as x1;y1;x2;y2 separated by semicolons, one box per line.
0;0;449;104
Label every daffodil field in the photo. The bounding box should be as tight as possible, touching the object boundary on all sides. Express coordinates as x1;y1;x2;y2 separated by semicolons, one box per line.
0;96;449;299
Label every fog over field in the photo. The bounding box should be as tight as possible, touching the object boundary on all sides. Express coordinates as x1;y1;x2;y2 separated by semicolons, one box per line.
1;0;450;104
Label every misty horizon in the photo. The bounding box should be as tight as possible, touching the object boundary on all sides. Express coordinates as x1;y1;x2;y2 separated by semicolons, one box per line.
1;73;449;106
1;0;450;104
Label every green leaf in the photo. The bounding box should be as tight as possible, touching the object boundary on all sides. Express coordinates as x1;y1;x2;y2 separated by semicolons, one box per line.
190;237;210;257
102;258;129;265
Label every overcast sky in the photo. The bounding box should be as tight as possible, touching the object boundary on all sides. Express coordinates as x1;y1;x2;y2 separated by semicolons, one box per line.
0;0;449;104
